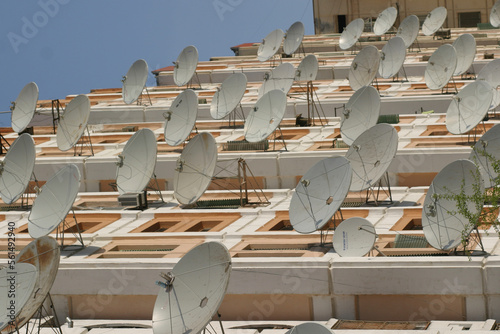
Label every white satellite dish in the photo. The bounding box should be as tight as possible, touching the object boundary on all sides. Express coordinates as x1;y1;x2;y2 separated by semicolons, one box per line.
56;94;91;151
11;82;38;133
446;81;493;135
122;59;148;104
164;89;198;146
152;242;231;334
295;55;319;82
396;15;419;48
173;45;199;87
333;217;376;257
349;45;380;91
0;133;35;204
210;73;247;120
244;89;287;143
477;59;500;109
378;36;407;79
491;0;500;27
339;18;364;50
453;34;476;76
373;7;398;36
285;322;333;334
116;128;157;195
28;164;81;239
470;123;500;188
174;132;217;205
289;156;352;234
257;29;284;62
258;62;295;98
0;263;38;331
422;159;484;250
424;44;457;90
346;123;398;192
283;21;305;55
422;7;448;36
341;85;380;146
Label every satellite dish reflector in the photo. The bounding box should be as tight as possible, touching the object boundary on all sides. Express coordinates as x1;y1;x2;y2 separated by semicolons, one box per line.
346;123;398;192
210;73;247;120
0;133;35;204
422;159;484;250
424;44;457;90
378;36;407;79
470;123;500;188
373;7;398;36
339;18;364;50
285;322;333;334
333;217;376;257
422;7;447;36
295;55;319;82
491;0;500;27
446;81;493;135
174;45;199;87
152;242;231;334
349;45;380;91
56;94;91;151
11;82;38;133
28;164;81;239
174;132;217;205
122;59;148;104
289;156;352;234
341;85;381;146
283;21;305;55
477;59;500;109
116;128;157;195
258;62;295;98
164;89;198;146
396;15;419;48
257;29;284;62
0;263;38;331
244;89;287;143
453;34;476;76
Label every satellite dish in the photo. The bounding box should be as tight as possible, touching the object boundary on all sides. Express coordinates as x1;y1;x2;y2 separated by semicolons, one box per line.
422;159;483;250
283;21;305;55
28;164;81;239
346;123;398;192
373;7;398;36
174;132;217;205
333;217;376;257
0;133;35;204
164;89;198;146
295;55;319;82
422;7;448;36
341;85;380;146
257;29;284;62
244;89;287;143
396;15;419;48
446;81;493;135
0;263;38;331
289;156;352;234
122;59;148;104
116;128;157;195
339;18;364;50
152;241;231;334
349;45;380;91
378;36;407;79
13;236;60;330
210;73;247;120
469;123;500;188
285;322;333;334
453;34;476;76
56;94;91;151
477;59;500;109
173;45;199;87
258;62;295;98
491;0;500;27
424;44;457;90
11;82;38;133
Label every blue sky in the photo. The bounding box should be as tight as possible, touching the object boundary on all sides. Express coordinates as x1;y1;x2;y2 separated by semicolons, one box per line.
0;0;313;127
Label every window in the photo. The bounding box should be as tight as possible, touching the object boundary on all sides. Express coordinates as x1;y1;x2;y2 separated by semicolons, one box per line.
458;12;481;28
